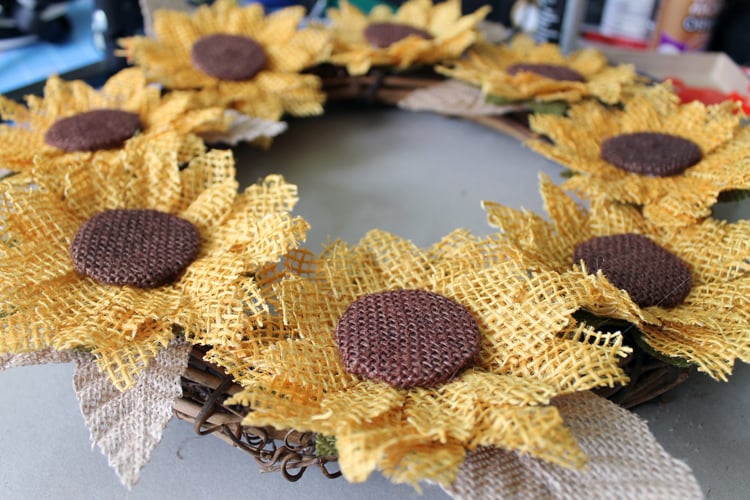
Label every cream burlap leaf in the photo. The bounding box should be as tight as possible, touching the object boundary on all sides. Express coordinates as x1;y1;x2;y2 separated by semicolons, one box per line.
72;337;191;488
199;111;288;146
442;391;703;500
398;79;527;116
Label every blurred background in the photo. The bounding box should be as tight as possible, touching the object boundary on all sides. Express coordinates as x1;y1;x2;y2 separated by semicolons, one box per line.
0;0;748;100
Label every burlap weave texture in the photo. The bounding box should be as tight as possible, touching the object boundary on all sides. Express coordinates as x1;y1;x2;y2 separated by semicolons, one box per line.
0;68;230;173
324;0;490;76
0;139;308;389
443;391;703;500
527;83;750;227
123;0;330;120
483;173;750;382
435;34;639;105
213;229;632;487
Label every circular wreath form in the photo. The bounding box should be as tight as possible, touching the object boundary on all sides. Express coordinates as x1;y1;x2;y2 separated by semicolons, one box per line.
0;1;746;498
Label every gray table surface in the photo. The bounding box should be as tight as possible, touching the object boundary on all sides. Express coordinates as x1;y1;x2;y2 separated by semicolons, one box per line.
1;105;748;499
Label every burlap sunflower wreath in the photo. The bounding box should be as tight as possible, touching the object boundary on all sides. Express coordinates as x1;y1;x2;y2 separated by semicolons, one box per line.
0;1;747;498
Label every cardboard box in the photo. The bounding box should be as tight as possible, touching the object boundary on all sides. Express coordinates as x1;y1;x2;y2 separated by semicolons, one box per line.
599;48;750;99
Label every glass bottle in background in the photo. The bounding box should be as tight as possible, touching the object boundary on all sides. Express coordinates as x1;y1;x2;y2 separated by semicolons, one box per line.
599;0;658;46
533;0;587;53
652;0;724;53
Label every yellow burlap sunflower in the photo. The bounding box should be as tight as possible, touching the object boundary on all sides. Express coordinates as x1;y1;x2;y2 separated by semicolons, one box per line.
208;229;631;488
436;34;640;105
0;134;309;390
0;68;231;173
122;1;330;121
324;0;490;76
484;173;750;381
528;83;750;226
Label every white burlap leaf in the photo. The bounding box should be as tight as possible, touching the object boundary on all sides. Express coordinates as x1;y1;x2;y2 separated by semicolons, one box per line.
73;337;191;488
0;349;83;370
443;391;703;500
398;79;527;116
201;110;288;146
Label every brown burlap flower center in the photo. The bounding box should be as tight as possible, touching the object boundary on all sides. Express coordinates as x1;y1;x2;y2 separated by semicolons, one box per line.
44;109;142;152
506;63;586;82
71;208;201;288
363;22;433;48
191;33;267;81
335;289;479;389
574;233;692;308
600;132;702;177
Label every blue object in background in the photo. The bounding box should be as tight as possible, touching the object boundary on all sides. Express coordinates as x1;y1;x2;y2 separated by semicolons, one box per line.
0;0;103;96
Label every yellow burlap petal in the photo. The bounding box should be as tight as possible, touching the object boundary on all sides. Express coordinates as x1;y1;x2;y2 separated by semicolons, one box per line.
379;440;467;491
665;218;750;283
50;149;179;218
427;230;516;285
239;214;309;268
231;381;339;436
344;229;435;289
95;284;183;324
483;173;596;271
0;271;119;353
449;260;573;337
318;380;405;426
333;411;409;482
325;0;489;76
446;260;630;391
663;280;750;330
314;240;393;298
260;338;359;393
436;35;638;104
173;255;260;346
640;322;745;381
204;316;291;383
123;1;328;119
471;404;585;469
89;318;176;391
191;76;322;121
146;91;231;137
180;178;238;235
404;371;556;443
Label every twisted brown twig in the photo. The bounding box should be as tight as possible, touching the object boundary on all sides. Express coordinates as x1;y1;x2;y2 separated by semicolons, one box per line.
173;346;341;482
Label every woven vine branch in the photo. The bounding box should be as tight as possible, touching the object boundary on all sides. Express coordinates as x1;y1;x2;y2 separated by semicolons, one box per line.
173;347;341;482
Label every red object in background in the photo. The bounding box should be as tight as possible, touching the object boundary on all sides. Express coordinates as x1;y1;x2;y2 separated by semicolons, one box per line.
669;77;750;114
581;31;650;50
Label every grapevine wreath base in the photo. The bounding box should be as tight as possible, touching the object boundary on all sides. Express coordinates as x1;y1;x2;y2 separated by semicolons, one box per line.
175;341;690;482
1;0;749;497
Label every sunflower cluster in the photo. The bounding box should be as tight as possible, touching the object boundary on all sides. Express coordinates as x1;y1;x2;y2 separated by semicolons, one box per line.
436;33;642;108
0;0;747;494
